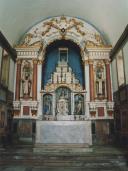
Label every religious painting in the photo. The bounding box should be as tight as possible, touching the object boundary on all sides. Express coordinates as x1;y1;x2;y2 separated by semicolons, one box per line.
74;94;84;115
116;50;125;86
43;94;53;115
0;50;10;87
56;87;71;115
21;60;32;98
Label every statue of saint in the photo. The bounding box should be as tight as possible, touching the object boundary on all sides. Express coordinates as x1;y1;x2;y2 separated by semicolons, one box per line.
96;67;105;96
22;61;32;97
75;101;82;115
57;98;69;115
74;95;84;115
22;75;31;96
44;96;52;115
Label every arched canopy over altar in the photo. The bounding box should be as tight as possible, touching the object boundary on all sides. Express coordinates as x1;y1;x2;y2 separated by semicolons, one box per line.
16;16;109;120
20;16;106;59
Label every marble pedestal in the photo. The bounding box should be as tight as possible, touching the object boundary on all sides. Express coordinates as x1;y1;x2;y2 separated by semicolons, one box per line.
35;121;92;146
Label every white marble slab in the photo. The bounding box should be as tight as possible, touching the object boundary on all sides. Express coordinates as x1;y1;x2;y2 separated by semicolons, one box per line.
36;121;92;145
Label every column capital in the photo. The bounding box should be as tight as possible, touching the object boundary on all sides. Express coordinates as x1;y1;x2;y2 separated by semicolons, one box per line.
16;58;22;64
104;59;110;64
37;59;44;65
32;58;38;64
82;59;89;65
88;59;94;64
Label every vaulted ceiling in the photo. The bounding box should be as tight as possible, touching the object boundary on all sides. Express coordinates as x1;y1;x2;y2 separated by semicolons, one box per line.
0;0;128;46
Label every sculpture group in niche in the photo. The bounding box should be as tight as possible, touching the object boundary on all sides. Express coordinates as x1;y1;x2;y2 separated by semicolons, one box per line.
21;60;32;98
43;87;85;117
56;87;70;116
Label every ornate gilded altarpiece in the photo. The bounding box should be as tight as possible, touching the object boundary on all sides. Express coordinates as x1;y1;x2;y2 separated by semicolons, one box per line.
13;16;114;145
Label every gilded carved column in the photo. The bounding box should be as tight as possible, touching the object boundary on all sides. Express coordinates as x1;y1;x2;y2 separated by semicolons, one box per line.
89;60;95;101
32;59;38;100
83;60;86;90
84;60;90;118
105;60;112;101
37;59;43;118
37;60;43;100
15;59;22;100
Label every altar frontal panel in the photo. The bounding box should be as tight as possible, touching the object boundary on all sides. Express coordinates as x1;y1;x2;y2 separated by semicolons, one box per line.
36;121;92;145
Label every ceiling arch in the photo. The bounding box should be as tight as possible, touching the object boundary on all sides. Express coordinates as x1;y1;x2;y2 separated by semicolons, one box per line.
0;0;128;46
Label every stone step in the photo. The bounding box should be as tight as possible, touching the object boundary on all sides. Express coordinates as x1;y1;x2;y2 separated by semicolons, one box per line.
0;153;127;167
0;160;126;169
33;147;93;154
0;146;127;170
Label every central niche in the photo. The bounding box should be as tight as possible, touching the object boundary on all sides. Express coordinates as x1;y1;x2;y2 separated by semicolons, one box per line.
56;87;71;116
42;40;85;120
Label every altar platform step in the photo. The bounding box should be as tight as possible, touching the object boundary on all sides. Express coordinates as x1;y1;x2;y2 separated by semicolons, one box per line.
0;146;128;167
33;144;93;154
0;145;127;171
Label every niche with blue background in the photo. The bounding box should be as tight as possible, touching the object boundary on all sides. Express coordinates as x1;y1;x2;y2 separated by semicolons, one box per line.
42;40;84;88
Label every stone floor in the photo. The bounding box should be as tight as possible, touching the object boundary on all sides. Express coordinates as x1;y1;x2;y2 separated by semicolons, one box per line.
0;145;128;171
0;167;128;171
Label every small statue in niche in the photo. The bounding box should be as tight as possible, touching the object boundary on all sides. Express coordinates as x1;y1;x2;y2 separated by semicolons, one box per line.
96;66;105;96
96;67;102;79
43;95;52;115
21;61;32;97
74;94;84;115
75;101;82;115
